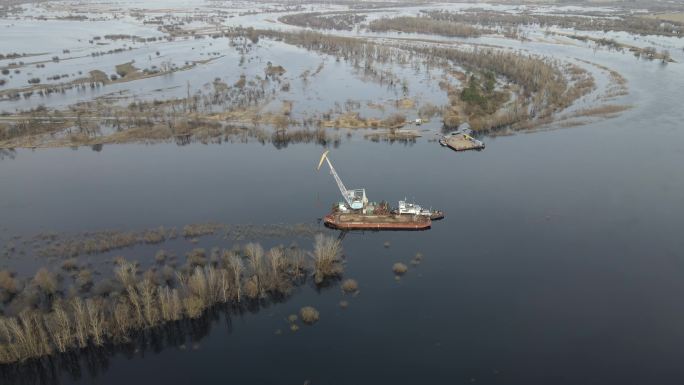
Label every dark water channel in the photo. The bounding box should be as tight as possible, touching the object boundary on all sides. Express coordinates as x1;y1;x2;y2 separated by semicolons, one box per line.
2;38;684;385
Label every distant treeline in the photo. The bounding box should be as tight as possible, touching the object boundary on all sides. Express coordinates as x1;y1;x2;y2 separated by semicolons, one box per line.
422;10;684;37
368;16;487;37
279;12;366;31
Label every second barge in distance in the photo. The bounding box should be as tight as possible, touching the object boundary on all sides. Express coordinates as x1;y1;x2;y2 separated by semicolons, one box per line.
317;151;442;231
439;123;485;152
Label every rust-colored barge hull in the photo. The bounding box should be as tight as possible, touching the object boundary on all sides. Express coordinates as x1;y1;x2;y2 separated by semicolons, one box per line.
324;213;431;230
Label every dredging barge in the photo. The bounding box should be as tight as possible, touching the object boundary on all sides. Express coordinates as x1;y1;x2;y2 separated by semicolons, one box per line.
324;212;432;230
317;151;443;230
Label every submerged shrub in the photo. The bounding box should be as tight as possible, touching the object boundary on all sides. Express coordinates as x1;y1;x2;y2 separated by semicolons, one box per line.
0;270;19;302
61;258;79;271
392;263;408;276
410;252;423;266
243;276;259;299
341;279;358;293
299;306;319;325
263;247;292;295
186;248;207;267
160;265;175;283
47;300;73;353
92;278;116;296
115;260;138;288
183;295;204;319
75;269;94;292
33;268;58;296
245;244;264;283
0;270;19;293
311;234;343;284
143;227;166;244
0;310;52;362
155;249;168;263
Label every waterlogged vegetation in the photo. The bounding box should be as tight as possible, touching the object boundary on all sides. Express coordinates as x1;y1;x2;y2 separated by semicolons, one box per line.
0;234;342;364
564;34;674;63
0;0;651;148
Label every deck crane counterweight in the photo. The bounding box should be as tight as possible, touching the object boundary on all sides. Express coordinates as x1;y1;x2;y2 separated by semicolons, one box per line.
317;151;367;210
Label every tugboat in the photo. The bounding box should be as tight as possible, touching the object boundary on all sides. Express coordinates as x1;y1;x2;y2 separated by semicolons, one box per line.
317;151;443;230
393;200;445;220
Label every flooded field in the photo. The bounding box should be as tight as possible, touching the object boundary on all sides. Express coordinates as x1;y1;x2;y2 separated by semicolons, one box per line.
2;1;684;384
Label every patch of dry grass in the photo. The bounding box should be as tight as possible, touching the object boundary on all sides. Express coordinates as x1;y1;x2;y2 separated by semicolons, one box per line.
572;104;631;118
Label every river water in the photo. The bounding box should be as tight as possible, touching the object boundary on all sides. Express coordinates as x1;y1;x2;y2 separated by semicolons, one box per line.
2;2;684;385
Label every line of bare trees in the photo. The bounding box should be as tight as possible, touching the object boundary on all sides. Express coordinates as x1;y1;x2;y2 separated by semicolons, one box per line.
0;235;343;364
368;16;487;38
422;10;684;37
280;12;366;31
